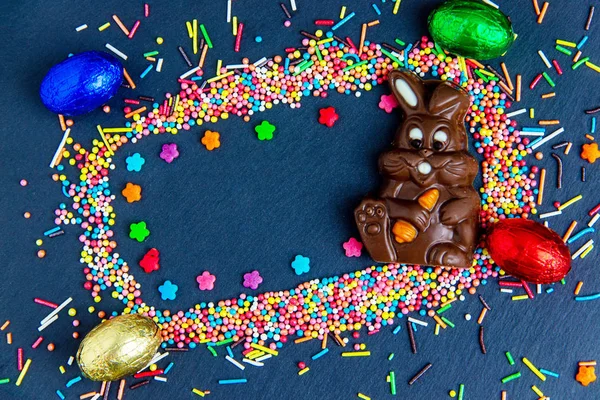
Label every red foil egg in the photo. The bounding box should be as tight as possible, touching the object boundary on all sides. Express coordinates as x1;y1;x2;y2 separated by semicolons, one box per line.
486;218;571;284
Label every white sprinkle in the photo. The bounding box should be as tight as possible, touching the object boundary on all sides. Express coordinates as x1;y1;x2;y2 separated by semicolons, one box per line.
536;284;542;294
226;356;246;370
588;214;600;227
254;354;272;362
290;0;297;11
538;50;552;68
227;0;232;22
139;352;169;373
242;358;264;367
67;356;74;366
530;127;565;150
500;288;513;294
49;128;71;168
543;221;549;228
464;314;472;321
505;108;527;118
253;57;267;66
408;317;428;327
91;394;101;400
226;64;249;70
75;24;88;32
481;0;499;8
179;66;200;79
154;376;167;382
519;131;544;136
40;297;72;326
539;210;562;219
38;315;58;332
572;240;594;259
105;43;128;60
157;58;164;73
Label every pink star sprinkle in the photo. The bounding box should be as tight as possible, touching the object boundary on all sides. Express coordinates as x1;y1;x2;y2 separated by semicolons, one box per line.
243;270;263;290
378;94;398;113
196;271;216;290
343;237;363;257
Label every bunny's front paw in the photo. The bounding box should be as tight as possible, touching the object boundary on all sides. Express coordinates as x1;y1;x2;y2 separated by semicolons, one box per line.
355;199;396;262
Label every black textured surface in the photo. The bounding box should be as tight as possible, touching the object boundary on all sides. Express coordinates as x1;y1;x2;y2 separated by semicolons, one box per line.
1;0;600;399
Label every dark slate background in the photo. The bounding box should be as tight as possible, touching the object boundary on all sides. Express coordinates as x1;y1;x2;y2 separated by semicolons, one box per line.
1;0;599;398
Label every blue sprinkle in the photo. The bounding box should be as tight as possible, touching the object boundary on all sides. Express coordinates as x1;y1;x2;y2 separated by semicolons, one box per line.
255;36;263;43
219;379;247;385
592;117;596;134
311;348;329;360
567;227;594;244
56;390;65;400
140;64;154;79
540;368;560;378
576;292;600;301
226;346;234;358
332;12;355;31
577;36;589;49
393;325;402;335
66;376;82;387
164;362;174;374
372;3;381;15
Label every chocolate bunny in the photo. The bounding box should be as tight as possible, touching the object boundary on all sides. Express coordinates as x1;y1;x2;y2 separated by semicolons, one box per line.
355;69;480;268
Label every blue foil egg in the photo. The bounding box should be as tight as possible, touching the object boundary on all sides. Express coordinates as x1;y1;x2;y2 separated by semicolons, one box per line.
40;51;123;116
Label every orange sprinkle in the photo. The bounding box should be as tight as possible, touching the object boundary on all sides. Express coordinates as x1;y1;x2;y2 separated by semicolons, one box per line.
124;106;147;119
201;130;221;151
537;2;549;23
58;114;66;131
541;92;555;99
367;20;380;27
477;308;487;324
7;332;12;345
469;59;485;69
585;134;595;141
199;44;209;68
321;334;328;349
122;68;136;89
575;281;584;295
563;221;577;242
576;365;597;386
359;24;367;56
501;63;514;90
0;320;10;331
533;0;540;15
112;15;130;36
538;120;560;125
565;142;573;155
574;50;583;63
581;142;600;163
294;336;313;344
498;81;513;95
537;168;546;205
117;379;126;400
433;315;447;329
516;74;522;102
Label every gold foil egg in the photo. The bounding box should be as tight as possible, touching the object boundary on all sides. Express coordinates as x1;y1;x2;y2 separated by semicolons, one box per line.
76;314;162;381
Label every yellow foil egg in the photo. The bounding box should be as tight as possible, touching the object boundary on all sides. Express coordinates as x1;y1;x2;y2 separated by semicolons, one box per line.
76;314;162;381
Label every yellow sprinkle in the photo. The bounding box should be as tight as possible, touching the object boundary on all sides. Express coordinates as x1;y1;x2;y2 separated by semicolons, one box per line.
565;142;573;155
317;37;334;45
250;342;279;356
186;21;193;38
98;22;111;32
233;16;238;35
530;108;535;118
192;19;198;55
585;61;600;73
298;367;310;375
581;244;594;258
206;71;235;83
216;59;222;74
15;359;32;386
523;357;546;381
96;125;114;156
393;0;402;14
59;366;65;374
558;194;583;211
358;393;371;400
556;39;577;47
512;294;529;301
192;388;205;397
102;127;132;133
532;385;544;397
246;350;264;360
434;323;440;336
340;6;347;19
341;351;371;357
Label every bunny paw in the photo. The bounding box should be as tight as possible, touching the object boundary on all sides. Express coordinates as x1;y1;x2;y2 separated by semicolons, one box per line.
427;243;471;268
355;199;396;262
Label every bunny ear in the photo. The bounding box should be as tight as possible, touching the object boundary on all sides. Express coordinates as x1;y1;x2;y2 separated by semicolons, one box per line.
388;69;426;114
428;82;470;121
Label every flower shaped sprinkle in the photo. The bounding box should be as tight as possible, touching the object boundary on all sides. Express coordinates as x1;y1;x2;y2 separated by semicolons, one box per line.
255;121;276;141
291;255;310;275
196;271;216;291
243;270;263;290
121;182;142;203
581;142;600;163
158;280;178;300
343;237;363;257
378;93;398;113
126;153;145;172
160;143;179;163
318;107;339;128
201;130;221;151
129;221;150;242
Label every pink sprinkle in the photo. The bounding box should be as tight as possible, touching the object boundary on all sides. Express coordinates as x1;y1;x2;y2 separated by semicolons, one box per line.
144;4;149;17
196;271;216;291
343;237;363;257
378;94;398;113
243;270;263;290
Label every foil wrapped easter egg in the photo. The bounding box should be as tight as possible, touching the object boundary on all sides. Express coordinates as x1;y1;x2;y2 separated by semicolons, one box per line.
76;314;161;381
428;0;515;60
486;219;571;284
40;51;123;116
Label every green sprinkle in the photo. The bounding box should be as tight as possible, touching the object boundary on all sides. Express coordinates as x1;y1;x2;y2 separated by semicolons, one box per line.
143;51;159;58
343;60;368;72
214;338;234;346
388;353;395;361
207;345;218;357
389;371;396;395
542;72;555;87
561;278;566;285
555;45;573;56
200;24;213;48
394;38;406;47
436;304;452;314
505;351;515;365
380;48;404;67
441;316;455;328
501;372;522;383
293;60;314;76
434;43;445;56
475;69;490;82
573;57;591;70
316;48;323;61
0;378;10;385
458;384;465;400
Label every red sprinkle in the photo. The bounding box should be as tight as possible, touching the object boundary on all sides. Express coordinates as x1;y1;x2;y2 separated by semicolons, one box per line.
34;298;58;308
589;203;600;216
235;23;244;53
314;20;335;26
552;59;563;75
124;99;141;105
498;281;524;288
17;348;23;371
128;21;141;39
521;280;535;299
529;73;543;89
32;336;44;349
133;369;164;379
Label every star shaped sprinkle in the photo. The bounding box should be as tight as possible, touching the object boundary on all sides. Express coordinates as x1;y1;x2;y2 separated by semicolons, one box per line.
318;107;339;128
129;221;150;242
158;280;178;300
378;94;398;113
126;153;145;172
255;121;276;141
291;255;310;275
581;142;600;163
196;271;216;290
139;248;160;273
121;182;142;203
343;237;363;257
160;143;179;163
201;130;221;151
243;270;263;290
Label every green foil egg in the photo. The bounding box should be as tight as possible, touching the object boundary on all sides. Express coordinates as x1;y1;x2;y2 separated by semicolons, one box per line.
428;0;515;60
76;314;162;381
